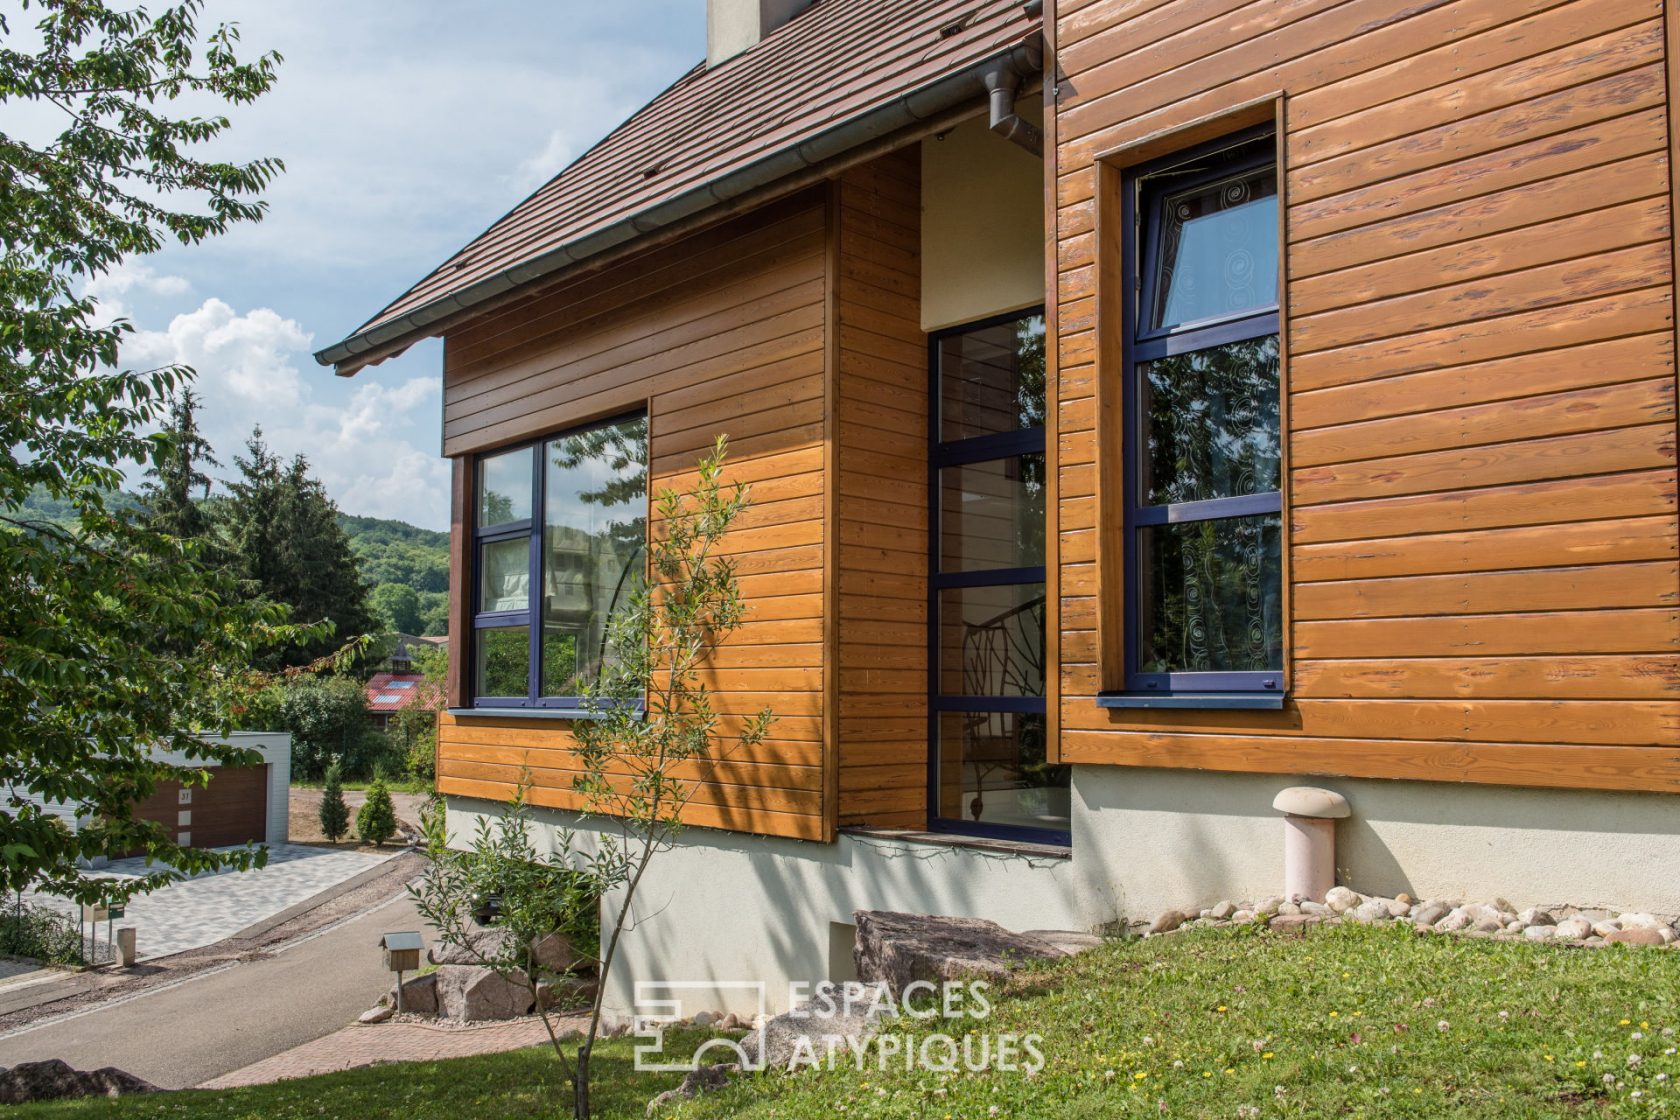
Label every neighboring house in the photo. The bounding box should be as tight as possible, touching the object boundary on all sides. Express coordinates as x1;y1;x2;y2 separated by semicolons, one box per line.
374;632;444;675
365;671;440;731
317;0;1680;1016
9;733;292;863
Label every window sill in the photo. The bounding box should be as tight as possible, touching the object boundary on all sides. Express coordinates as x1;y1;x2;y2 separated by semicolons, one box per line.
446;707;639;721
1096;692;1285;711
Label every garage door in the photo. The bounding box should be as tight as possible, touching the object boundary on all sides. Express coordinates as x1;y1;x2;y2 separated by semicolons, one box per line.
126;764;269;853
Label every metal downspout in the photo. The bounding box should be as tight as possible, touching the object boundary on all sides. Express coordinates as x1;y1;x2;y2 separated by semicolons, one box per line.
981;34;1044;157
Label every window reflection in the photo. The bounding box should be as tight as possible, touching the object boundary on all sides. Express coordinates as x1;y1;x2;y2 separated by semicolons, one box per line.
936;712;1068;832
541;416;647;697
1141;336;1280;506
938;314;1046;441
939;454;1045;571
477;446;532;527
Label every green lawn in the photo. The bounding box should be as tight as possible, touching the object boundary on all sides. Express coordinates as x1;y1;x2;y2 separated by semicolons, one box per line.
19;924;1680;1118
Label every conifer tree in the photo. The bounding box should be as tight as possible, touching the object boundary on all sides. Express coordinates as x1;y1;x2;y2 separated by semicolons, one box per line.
222;429;376;668
318;763;349;844
356;779;397;847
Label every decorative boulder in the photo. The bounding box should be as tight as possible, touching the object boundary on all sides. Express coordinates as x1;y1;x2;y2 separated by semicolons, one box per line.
434;964;534;1021
0;1060;156;1105
739;982;891;1071
530;930;592;975
429;924;516;967
646;1062;738;1114
391;971;439;1015
853;911;1068;996
537;976;599;1011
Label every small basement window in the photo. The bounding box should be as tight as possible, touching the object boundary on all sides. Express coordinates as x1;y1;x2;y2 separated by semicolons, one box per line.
470;413;648;710
1118;129;1283;701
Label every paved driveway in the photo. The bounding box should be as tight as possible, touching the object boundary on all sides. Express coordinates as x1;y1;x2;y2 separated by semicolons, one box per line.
29;844;394;961
0;891;430;1089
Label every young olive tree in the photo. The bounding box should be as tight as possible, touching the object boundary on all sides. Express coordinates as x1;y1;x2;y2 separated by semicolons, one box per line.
411;437;771;1119
567;434;773;1118
411;782;599;1079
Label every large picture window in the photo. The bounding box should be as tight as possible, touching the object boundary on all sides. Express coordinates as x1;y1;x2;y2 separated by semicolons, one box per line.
930;310;1069;843
1123;130;1283;697
471;414;648;708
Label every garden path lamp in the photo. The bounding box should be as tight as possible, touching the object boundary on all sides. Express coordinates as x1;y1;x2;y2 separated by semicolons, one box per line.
379;931;425;1011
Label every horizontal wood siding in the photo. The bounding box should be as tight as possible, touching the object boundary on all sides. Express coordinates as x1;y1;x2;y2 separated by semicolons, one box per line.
834;150;930;828
437;191;831;841
1054;0;1680;790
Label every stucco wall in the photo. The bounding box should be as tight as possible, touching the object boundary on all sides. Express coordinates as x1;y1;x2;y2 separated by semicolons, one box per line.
1073;767;1680;921
920;98;1044;331
447;767;1680;1019
445;797;1090;1019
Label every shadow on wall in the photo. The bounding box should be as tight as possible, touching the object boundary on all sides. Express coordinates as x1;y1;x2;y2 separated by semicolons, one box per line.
1072;767;1680;916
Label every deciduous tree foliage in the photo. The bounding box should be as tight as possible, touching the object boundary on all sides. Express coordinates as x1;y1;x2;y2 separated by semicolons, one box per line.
0;1;297;903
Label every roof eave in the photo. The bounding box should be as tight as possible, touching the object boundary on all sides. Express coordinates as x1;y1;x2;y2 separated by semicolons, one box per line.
315;31;1043;377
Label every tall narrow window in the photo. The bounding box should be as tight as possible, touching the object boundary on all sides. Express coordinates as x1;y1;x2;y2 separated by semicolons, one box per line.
1124;130;1283;696
930;310;1069;843
470;414;648;708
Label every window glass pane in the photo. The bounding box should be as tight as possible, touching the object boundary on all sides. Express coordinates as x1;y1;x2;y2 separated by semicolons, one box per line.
479;538;530;613
541;416;648;698
477;446;533;527
1138;514;1282;676
936;711;1068;832
940;454;1044;572
1141;335;1280;506
475;626;529;697
1150;163;1277;331
939;313;1046;441
938;583;1046;697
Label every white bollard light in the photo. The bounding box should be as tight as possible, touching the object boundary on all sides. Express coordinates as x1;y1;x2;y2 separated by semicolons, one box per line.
1271;787;1350;903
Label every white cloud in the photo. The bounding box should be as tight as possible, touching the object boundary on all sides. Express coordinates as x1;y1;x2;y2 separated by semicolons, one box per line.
124;298;310;411
117;295;449;529
81;261;193;325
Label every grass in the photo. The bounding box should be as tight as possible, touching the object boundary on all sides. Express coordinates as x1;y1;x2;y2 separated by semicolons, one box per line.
291;777;432;795
8;1033;712;1120
16;925;1680;1118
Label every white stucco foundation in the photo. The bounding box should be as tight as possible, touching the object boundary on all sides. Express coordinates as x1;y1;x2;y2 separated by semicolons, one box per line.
446;764;1680;1020
1072;767;1680;922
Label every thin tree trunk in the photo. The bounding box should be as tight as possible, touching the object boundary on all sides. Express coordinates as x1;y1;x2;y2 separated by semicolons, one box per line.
574;1043;591;1119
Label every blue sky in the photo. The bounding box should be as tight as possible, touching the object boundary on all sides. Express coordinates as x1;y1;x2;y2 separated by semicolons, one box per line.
96;2;706;530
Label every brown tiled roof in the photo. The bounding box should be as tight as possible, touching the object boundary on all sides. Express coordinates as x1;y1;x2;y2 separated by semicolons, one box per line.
318;0;1040;373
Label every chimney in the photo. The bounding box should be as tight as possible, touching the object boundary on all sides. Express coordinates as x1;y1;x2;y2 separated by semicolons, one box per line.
707;0;814;67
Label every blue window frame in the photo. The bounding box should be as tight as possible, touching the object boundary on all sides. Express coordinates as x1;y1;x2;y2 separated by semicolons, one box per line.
1120;128;1284;699
470;413;648;710
927;309;1070;846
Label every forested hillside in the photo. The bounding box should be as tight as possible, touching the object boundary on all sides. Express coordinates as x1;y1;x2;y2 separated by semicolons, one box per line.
338;513;450;635
13;487;449;636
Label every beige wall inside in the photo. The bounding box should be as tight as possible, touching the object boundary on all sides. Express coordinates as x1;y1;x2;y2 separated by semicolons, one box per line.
920;99;1045;331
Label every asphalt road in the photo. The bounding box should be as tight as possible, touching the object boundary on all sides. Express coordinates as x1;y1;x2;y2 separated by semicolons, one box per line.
0;891;426;1089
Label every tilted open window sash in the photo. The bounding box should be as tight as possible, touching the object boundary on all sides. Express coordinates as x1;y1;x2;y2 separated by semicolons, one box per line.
1118;129;1285;701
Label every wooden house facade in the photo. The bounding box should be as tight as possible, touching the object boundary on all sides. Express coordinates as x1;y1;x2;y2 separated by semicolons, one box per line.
319;0;1680;1013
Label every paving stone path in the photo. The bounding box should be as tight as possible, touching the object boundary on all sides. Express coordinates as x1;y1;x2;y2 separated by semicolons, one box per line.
27;844;394;961
198;1016;577;1088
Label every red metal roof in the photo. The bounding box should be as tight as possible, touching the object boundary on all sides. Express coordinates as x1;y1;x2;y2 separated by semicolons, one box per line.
319;0;1040;372
365;673;441;714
